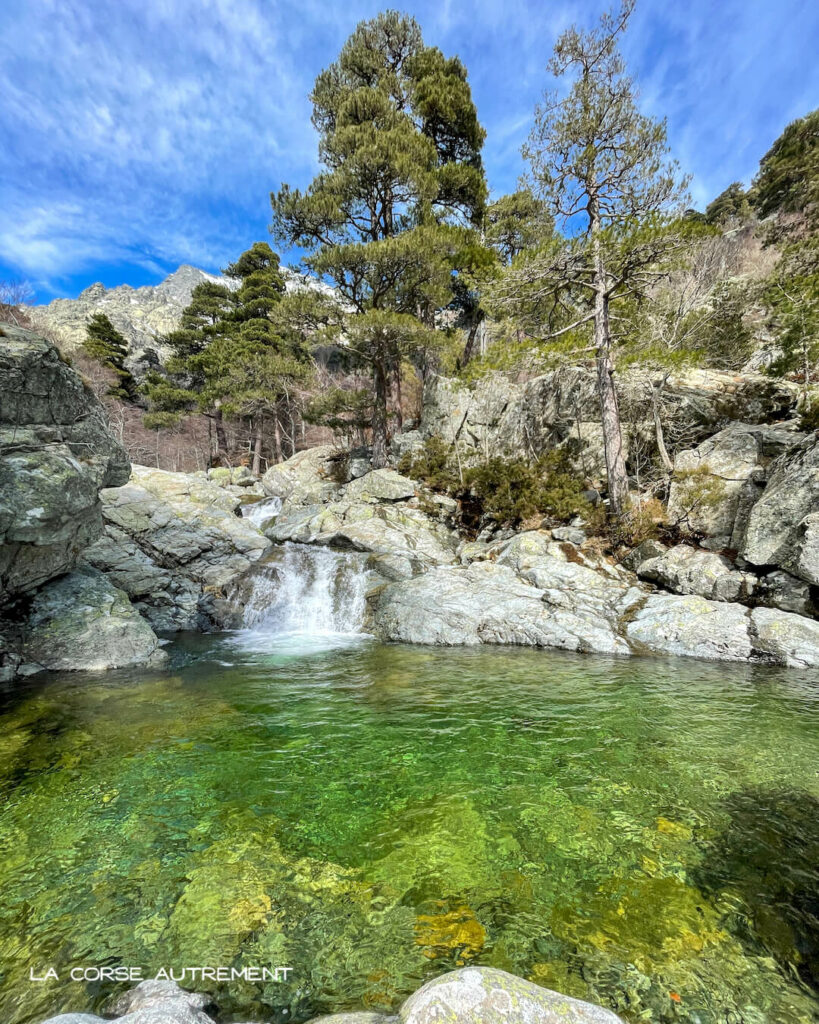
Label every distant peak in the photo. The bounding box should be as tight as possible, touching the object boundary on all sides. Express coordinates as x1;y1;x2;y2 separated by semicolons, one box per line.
78;282;107;300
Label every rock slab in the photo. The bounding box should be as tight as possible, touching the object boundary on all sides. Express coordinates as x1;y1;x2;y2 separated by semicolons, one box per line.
0;324;130;603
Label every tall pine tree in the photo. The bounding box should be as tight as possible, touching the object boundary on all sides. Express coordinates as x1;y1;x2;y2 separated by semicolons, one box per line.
495;0;688;516
144;244;310;469
270;10;486;467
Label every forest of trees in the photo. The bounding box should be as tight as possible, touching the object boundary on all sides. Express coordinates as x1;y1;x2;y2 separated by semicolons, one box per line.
55;5;818;532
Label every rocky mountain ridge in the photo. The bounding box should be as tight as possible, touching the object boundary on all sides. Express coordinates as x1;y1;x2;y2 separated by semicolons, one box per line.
22;263;333;363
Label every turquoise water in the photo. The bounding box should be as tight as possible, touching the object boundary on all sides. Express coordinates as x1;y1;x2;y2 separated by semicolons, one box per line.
0;634;818;1023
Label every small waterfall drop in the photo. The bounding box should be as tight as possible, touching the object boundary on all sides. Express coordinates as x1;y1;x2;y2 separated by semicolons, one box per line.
241;496;282;529
229;542;371;654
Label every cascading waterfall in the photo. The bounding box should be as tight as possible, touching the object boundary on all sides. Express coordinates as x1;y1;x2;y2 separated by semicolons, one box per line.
240;495;282;529
230;542;371;653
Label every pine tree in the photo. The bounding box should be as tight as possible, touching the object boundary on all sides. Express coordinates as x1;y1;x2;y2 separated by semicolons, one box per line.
754;109;819;228
270;10;486;467
485;191;553;265
496;0;689;516
764;237;819;408
142;280;237;451
82;312;136;399
143;244;311;468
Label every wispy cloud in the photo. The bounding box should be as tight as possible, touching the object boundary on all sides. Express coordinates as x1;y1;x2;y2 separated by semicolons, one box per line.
1;0;817;299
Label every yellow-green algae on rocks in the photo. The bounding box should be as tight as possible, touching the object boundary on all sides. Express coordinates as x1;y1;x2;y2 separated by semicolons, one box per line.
0;640;817;1024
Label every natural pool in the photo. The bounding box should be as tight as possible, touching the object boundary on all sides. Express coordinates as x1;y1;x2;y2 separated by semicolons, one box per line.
0;630;818;1024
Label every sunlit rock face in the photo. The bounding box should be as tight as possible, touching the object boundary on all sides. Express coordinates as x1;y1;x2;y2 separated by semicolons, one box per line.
0;323;130;604
419;369;798;480
84;465;272;632
22;265;231;364
23;264;336;367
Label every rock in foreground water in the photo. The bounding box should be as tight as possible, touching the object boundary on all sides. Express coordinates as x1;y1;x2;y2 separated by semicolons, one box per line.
20;567;166;673
399;967;624;1023
40;970;624;1024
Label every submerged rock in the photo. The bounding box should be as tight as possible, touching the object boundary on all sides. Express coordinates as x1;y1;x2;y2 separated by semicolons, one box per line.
19;567;166;673
310;1015;394;1024
40;968;624;1024
107;980;212;1021
398;967;624;1023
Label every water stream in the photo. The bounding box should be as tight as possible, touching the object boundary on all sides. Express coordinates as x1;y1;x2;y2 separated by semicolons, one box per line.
0;544;817;1024
229;542;372;655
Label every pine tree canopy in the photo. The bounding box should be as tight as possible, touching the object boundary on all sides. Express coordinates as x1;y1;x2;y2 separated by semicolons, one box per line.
82;312;136;399
270;9;488;466
754;109;819;223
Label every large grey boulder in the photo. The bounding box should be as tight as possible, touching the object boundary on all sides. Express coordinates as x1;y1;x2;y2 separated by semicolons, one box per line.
624;593;754;661
373;560;636;655
84;465;271;631
0;324;130;603
262;445;342;508
268;501;458;568
754;569;816;617
637;544;757;602
373;535;819;666
741;433;819;580
749;606;819;667
344;469;416;503
667;421;803;549
398;967;624;1024
19;567;166;673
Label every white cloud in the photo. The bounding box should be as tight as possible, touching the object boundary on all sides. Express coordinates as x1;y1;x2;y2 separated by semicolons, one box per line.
1;0;817;297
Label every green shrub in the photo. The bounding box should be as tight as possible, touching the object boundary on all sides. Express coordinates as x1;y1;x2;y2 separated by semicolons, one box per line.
465;451;591;526
398;436;460;492
400;438;593;529
798;392;819;431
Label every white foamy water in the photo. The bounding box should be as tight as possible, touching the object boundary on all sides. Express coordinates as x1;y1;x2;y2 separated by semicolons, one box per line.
240;496;282;529
229;542;372;655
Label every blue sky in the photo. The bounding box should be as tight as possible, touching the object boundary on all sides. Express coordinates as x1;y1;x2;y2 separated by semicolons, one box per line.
2;0;817;303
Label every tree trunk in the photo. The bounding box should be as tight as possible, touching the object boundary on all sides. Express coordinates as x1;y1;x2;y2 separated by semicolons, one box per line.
372;358;389;469
213;406;228;462
251;418;264;476
461;310;485;366
651;383;673;474
393;365;403;432
272;416;283;464
591;209;629;517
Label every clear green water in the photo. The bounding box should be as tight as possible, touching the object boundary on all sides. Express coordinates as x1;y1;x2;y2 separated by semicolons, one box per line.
1;635;818;1024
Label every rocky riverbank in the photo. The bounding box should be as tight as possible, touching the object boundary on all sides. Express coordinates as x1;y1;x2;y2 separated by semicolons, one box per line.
4;322;819;677
41;969;625;1024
